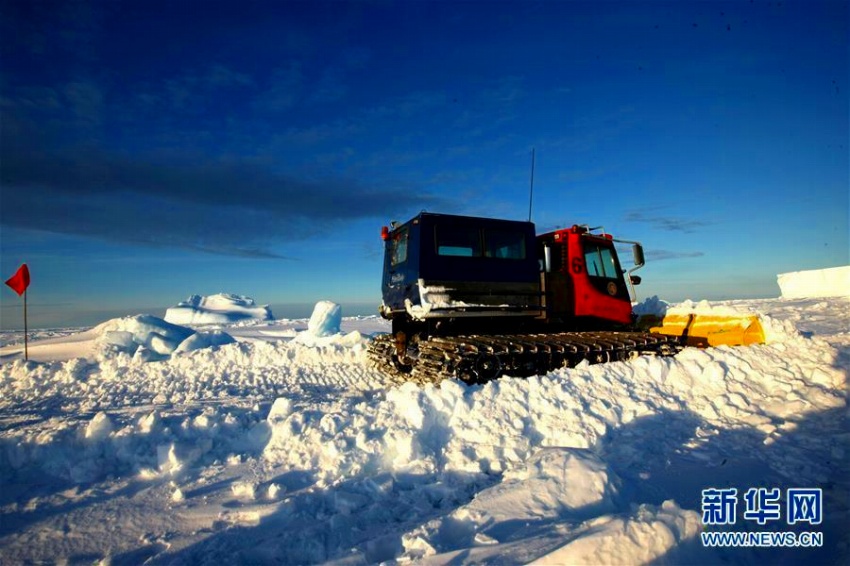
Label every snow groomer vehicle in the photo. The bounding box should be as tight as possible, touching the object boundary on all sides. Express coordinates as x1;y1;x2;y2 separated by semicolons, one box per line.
368;212;764;384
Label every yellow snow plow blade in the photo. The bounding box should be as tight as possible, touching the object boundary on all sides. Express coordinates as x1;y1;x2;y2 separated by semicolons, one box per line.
639;313;766;348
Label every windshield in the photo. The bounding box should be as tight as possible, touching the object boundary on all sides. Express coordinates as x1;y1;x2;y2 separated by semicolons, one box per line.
584;241;619;278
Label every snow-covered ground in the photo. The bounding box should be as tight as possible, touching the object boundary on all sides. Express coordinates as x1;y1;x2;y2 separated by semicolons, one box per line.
0;294;848;565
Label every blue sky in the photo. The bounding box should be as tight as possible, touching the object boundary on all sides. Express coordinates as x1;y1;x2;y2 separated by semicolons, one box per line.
1;0;847;329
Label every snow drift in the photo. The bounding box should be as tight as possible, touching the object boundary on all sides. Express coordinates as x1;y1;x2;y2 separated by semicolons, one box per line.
164;293;274;325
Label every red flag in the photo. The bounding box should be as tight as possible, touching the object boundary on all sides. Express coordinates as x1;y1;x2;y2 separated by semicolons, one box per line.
5;264;30;296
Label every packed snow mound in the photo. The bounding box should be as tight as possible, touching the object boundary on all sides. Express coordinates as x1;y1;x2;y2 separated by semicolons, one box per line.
164;293;273;325
777;266;850;299
92;314;235;360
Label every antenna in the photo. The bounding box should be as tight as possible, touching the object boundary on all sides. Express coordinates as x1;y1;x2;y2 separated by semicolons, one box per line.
527;147;535;221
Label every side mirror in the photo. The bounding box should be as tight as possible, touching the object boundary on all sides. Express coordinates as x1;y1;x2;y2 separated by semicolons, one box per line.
632;244;645;267
630;275;642;285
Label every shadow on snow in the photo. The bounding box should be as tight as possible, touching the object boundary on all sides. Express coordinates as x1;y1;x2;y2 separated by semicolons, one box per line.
146;401;849;565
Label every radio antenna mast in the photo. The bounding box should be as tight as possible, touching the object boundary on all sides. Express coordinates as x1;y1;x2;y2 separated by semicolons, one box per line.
527;147;535;221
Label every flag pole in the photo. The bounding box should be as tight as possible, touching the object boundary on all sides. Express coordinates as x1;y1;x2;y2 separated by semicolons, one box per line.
24;289;28;361
5;263;31;360
527;147;535;222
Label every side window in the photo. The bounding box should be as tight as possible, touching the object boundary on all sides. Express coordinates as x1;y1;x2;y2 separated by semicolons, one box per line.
539;241;564;272
436;226;481;257
584;244;618;278
391;228;408;266
484;229;526;259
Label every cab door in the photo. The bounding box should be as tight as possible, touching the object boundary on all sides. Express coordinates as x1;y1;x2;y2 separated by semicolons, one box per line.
540;236;573;319
569;233;632;325
381;224;416;312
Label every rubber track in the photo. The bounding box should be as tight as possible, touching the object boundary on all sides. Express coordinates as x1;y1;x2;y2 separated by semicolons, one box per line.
367;331;680;386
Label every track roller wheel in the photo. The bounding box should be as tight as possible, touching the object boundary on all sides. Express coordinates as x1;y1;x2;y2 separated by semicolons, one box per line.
392;330;414;373
392;354;413;374
459;353;502;384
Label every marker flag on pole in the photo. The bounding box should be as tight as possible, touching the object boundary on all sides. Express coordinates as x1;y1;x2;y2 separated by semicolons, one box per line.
5;264;30;296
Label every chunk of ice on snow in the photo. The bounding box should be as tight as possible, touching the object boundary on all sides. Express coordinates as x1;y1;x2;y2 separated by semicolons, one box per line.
85;411;114;441
267;483;284;499
93;315;194;357
267;398;293;424
231;481;257;500
306;300;342;337
158;444;183;475
164;293;274;325
102;330;136;351
172;330;236;356
777;266;850;299
632;295;671;317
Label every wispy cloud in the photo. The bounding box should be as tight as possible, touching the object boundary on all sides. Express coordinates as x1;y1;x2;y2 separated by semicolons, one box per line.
63;81;104;124
646;250;705;261
253;63;304;113
140;65;256;113
483;75;525;105
0;147;445;258
308;66;349;104
271;120;361;147
366;91;449;119
624;211;710;233
3;86;62;111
